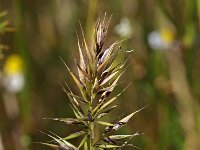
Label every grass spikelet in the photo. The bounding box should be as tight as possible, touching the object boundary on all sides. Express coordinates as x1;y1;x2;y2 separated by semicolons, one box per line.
38;14;145;150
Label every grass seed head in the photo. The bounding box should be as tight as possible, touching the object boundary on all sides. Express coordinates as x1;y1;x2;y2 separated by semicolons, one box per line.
39;14;144;150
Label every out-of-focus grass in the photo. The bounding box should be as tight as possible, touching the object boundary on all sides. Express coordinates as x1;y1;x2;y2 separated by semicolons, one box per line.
0;0;199;150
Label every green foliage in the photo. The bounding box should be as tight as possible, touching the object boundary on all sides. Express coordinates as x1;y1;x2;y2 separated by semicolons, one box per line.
0;11;8;59
0;11;15;75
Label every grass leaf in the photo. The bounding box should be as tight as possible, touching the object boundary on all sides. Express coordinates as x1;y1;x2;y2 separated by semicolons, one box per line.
39;131;78;150
96;121;114;126
96;144;121;149
78;134;88;149
63;131;86;140
60;57;89;101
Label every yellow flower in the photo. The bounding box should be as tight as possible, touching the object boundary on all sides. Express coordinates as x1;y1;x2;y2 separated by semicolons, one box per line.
4;54;23;75
160;28;174;44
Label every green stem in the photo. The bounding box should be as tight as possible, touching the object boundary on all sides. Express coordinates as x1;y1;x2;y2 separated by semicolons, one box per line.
89;121;94;150
89;96;94;149
84;90;95;149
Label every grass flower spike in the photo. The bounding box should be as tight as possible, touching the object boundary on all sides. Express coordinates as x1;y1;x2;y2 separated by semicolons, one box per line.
39;14;143;150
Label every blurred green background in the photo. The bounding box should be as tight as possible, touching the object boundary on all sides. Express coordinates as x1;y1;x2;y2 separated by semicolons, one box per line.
0;0;200;150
